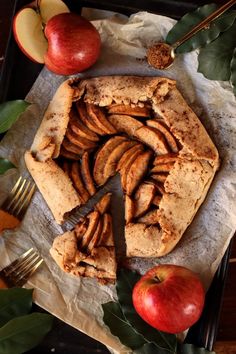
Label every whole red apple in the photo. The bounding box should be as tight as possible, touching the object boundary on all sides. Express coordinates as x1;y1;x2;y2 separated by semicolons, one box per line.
44;13;101;75
132;264;205;334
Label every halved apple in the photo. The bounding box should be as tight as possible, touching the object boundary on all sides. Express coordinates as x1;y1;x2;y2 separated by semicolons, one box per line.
39;0;70;23
13;0;69;63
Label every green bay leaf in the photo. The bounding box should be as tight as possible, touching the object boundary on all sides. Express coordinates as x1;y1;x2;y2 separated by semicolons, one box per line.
166;4;236;53
0;288;33;327
116;269;177;353
102;301;146;350
0;100;31;134
0;158;16;175
135;342;170;354
181;343;216;354
198;21;236;80
230;47;236;95
0;312;53;354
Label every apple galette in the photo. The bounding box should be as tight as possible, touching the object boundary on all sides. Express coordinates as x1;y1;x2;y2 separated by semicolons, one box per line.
25;76;219;266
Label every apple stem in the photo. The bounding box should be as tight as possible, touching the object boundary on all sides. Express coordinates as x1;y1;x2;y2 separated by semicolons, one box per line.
154;275;161;283
35;0;46;30
36;0;40;14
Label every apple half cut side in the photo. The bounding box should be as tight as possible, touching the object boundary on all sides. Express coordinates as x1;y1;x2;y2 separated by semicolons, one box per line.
13;8;48;63
39;0;70;24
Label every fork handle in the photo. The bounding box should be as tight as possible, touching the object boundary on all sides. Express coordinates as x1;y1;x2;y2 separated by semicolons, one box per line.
0;210;21;233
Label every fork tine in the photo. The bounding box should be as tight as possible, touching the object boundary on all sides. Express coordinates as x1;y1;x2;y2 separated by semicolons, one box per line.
1;248;43;287
2;248;34;276
17;183;36;217
1;176;23;210
13;250;40;275
9;176;23;195
15;258;44;286
11;180;31;215
1;177;36;220
6;178;27;211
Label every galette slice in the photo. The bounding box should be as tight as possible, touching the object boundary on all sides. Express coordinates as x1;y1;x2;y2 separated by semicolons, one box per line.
50;193;117;284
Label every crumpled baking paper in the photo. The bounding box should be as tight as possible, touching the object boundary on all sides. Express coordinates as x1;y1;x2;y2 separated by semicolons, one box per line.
0;11;236;354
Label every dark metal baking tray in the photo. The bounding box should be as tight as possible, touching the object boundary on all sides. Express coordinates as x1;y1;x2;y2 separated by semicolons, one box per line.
0;0;233;352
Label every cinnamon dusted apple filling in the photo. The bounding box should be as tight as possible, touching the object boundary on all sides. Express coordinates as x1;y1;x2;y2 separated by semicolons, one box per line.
56;98;181;230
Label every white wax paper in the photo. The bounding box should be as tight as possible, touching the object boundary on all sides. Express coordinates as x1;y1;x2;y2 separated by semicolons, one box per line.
0;11;236;354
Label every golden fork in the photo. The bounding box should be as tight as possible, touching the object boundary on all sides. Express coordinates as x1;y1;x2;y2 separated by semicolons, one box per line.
0;248;43;288
0;176;36;232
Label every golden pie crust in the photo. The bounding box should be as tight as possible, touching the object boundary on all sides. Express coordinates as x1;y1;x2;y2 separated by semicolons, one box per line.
25;76;219;263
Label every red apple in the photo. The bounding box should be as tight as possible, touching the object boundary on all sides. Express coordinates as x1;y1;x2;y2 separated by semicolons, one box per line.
13;0;70;63
44;13;101;75
132;264;205;334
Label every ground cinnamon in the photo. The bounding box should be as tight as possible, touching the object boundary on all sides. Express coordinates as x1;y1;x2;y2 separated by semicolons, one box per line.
147;43;173;69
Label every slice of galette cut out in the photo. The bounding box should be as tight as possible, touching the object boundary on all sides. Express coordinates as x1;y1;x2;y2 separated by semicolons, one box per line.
50;193;117;284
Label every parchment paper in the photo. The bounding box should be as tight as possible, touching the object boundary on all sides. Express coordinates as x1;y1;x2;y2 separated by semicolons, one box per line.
0;11;236;354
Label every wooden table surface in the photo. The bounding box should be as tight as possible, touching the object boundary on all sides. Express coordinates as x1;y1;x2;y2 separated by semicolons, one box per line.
0;1;236;353
214;237;236;352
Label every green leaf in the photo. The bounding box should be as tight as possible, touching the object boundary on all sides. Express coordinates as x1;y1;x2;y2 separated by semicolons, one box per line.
0;158;16;175
116;269;177;353
198;21;236;80
135;342;168;354
166;4;236;53
0;100;31;133
230;47;236;95
0;313;53;354
0;288;33;327
102;301;146;350
181;343;216;354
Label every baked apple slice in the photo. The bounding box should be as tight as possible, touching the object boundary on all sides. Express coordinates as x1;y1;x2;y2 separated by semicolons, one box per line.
95;193;112;214
152;195;162;207
81;152;96;196
80;211;100;250
76;102;107;136
151;163;174;173
153;153;178;165
135;126;169;155
86;104;116;134
151;173;168;184
107;104;150;117
62;138;85;155
108;114;143;136
66;127;97;150
125;150;152;195
120;147;145;189
71;162;90;203
87;217;103;252
98;213;114;246
93;136;127;185
147;119;179;153
74;218;87;241
134;183;156;218
125;195;134;224
103;140;136;180
60;146;81;160
69;110;99;142
116;144;143;172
